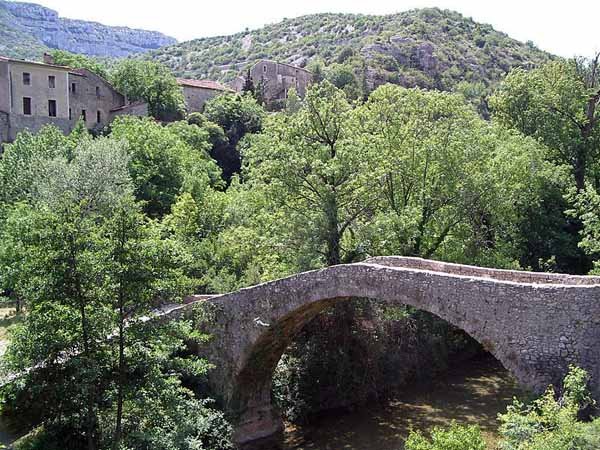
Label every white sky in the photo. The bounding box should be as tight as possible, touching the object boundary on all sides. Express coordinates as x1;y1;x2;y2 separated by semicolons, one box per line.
25;0;600;58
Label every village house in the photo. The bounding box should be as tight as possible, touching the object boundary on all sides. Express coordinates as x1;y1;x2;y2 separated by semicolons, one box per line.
231;59;313;108
0;53;147;147
177;78;235;113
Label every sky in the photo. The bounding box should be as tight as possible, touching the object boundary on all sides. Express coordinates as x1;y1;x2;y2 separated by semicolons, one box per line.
26;0;600;58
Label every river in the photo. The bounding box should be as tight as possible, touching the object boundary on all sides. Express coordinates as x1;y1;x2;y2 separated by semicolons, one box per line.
282;355;524;450
0;356;523;449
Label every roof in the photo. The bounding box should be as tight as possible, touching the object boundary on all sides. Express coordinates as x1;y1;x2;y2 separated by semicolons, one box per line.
0;55;72;71
252;59;312;74
177;78;235;92
110;100;147;113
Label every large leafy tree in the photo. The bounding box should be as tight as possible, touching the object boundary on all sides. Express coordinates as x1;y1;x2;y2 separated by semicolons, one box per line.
242;81;379;266
491;56;600;191
0;138;232;450
357;85;562;269
110;60;185;122
203;93;265;182
110;116;221;218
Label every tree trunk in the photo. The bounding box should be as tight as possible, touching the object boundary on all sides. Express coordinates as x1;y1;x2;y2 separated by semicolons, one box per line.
325;192;341;266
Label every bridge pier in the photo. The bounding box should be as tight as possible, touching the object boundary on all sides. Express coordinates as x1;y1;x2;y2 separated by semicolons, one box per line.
233;402;284;449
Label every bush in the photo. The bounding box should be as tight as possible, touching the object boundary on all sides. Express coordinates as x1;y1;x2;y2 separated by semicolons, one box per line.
404;423;486;450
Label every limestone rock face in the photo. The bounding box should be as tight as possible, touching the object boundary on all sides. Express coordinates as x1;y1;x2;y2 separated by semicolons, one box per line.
1;0;176;58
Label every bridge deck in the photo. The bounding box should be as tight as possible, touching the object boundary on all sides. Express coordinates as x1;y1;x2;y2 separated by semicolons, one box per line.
366;256;600;286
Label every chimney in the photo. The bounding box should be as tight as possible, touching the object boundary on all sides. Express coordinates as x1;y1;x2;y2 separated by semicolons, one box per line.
43;53;54;65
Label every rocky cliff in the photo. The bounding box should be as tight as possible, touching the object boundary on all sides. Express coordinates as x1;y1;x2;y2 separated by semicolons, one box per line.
0;0;176;59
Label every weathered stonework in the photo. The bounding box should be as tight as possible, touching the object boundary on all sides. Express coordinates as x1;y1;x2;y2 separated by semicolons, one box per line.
165;257;600;448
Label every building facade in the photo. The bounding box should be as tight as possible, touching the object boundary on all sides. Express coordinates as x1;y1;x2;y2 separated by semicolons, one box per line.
0;54;147;147
177;78;234;113
232;60;313;109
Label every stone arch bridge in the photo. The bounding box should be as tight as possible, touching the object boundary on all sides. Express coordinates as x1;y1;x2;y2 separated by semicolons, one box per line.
164;257;600;448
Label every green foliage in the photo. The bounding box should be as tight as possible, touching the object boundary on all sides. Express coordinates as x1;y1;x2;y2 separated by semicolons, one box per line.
109;116;221;217
110;59;185;121
148;8;550;94
203;93;265;181
50;50;109;78
404;423;486;450
572;185;600;272
491;58;600;191
0;136;232;449
498;366;596;450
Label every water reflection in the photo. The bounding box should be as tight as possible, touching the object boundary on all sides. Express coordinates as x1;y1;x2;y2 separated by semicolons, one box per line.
282;356;523;450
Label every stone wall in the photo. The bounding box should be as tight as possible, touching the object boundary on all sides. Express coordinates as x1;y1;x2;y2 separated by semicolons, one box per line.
110;101;149;119
68;69;125;130
8;60;70;119
0;60;10;114
0;111;9;149
181;86;224;113
8;113;71;140
249;60;312;107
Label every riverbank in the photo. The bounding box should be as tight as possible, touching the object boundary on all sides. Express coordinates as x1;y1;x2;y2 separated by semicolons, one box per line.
283;355;524;450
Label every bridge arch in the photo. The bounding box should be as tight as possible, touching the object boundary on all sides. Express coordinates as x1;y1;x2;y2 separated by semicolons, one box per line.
169;257;600;448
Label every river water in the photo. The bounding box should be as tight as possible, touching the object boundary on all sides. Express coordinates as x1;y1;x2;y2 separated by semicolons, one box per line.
282;356;524;450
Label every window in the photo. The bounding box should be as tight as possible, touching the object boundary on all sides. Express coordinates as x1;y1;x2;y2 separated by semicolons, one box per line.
97;111;101;123
48;75;56;88
69;108;72;120
81;109;86;122
263;65;267;73
22;97;31;115
23;72;31;85
96;86;100;97
71;82;77;93
48;100;57;117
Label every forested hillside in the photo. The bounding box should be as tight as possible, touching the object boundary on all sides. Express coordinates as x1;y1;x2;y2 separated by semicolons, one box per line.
150;8;552;91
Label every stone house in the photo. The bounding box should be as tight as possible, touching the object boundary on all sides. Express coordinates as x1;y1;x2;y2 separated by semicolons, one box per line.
231;60;313;108
0;54;147;147
177;78;234;113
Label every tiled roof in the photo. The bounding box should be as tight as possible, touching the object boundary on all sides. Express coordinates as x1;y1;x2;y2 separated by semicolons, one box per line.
177;78;234;92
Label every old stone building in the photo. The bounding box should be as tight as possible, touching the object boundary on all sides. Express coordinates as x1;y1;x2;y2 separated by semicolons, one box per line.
0;55;71;143
0;54;147;147
232;59;313;108
177;78;234;113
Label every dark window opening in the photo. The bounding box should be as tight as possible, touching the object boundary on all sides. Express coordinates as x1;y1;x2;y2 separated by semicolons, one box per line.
69;108;72;120
81;109;86;122
97;111;101;123
263;65;267;73
71;82;77;93
96;86;100;97
23;72;31;85
48;100;57;117
22;97;31;115
48;75;56;88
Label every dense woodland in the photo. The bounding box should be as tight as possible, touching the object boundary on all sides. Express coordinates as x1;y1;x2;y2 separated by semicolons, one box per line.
0;42;599;450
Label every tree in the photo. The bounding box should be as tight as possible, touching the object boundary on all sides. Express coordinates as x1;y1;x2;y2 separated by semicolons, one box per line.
491;56;600;191
242;68;255;94
243;81;379;266
110;60;185;122
50;50;109;79
110;116;221;218
1;137;232;450
203;93;265;181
